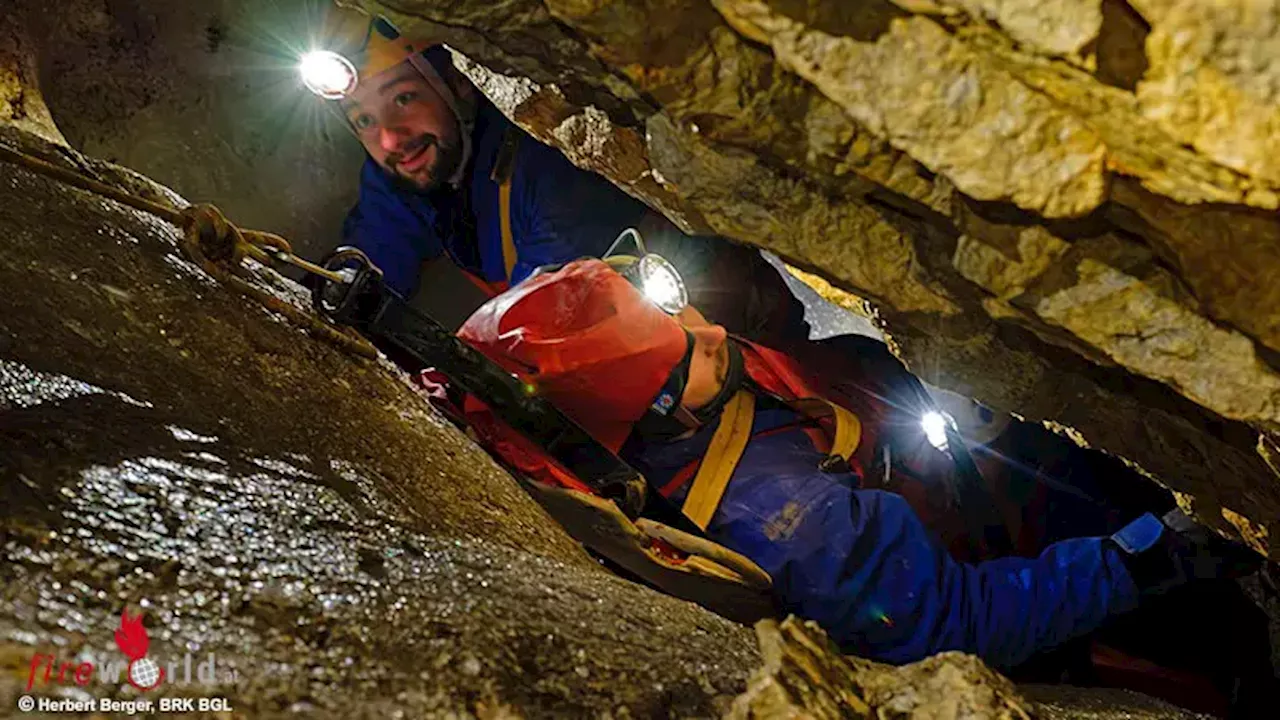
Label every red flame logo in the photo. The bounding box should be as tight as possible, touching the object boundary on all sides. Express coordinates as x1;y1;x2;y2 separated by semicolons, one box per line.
114;607;164;691
114;608;150;660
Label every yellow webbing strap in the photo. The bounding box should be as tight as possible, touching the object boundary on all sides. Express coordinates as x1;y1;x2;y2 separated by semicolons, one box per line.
499;177;517;279
793;398;862;464
682;390;756;530
518;479;776;624
679;392;861;531
491;129;521;280
825;401;862;462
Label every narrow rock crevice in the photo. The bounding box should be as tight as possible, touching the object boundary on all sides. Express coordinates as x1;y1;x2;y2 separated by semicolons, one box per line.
1093;0;1151;91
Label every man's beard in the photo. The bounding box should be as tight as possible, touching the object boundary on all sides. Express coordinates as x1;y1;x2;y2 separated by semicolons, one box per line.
385;133;464;192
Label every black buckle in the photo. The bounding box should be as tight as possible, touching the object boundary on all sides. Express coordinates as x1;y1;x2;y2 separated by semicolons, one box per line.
818;454;850;474
311;246;387;328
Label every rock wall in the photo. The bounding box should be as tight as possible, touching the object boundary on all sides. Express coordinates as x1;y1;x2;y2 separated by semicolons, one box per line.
15;0;363;259
0;1;63;144
346;0;1280;556
730;617;1207;719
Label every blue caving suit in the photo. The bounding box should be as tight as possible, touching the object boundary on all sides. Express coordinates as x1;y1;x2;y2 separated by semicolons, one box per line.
623;403;1143;670
342;100;648;297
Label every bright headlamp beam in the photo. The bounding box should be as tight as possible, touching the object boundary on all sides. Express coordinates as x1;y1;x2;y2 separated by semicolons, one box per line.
921;411;950;452
300;51;358;99
634;254;688;315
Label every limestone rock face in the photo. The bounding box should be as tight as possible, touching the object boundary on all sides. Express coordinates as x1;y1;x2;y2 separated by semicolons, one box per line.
0;4;64;145
347;0;1280;556
1133;0;1280;185
920;1;1104;57
728;618;1207;719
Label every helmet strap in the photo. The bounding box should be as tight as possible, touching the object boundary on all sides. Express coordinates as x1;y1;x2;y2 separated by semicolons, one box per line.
634;336;745;442
687;340;744;427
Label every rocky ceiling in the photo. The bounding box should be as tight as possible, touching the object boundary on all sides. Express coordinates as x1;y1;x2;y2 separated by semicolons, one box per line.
5;0;1279;555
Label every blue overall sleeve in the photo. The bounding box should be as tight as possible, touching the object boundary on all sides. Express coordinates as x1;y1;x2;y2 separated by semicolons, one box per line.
695;431;1142;670
343;159;445;296
825;489;1141;669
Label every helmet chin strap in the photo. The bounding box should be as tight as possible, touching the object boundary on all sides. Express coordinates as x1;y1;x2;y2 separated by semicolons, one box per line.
407;52;473;188
634;339;745;443
687;340;745;427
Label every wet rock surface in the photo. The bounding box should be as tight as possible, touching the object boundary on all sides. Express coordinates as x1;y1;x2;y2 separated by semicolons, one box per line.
0;126;760;716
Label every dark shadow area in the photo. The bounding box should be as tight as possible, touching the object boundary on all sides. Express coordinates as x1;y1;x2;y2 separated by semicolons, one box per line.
769;0;909;43
1093;0;1151;91
958;193;1116;243
1014;579;1278;717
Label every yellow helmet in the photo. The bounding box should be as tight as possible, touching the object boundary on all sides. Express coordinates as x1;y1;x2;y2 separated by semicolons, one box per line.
300;5;430;99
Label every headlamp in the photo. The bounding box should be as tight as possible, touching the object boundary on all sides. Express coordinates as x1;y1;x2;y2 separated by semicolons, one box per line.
300;50;359;99
626;254;688;315
604;228;689;315
921;411;952;452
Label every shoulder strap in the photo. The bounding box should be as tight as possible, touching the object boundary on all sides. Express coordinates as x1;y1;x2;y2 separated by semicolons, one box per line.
682;391;755;530
678;390;863;531
490;126;521;280
790;398;862;467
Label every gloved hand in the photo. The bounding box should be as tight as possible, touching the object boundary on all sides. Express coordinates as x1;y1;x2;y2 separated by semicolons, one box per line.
415;367;452;402
1109;510;1262;596
414;368;468;428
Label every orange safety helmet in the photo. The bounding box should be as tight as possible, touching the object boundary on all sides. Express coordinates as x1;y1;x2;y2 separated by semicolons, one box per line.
458;259;691;452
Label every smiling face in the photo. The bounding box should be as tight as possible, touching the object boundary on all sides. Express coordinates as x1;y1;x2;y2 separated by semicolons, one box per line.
340;61;464;191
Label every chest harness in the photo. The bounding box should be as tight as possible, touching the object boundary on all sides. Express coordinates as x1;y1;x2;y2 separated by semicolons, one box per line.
637;338;864;532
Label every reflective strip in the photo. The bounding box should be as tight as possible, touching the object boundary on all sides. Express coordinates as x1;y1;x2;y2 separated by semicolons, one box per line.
682;391;755;530
1111;512;1165;555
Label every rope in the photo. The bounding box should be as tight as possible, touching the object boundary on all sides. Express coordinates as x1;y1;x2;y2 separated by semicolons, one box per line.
0;143;377;359
0;143;184;223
